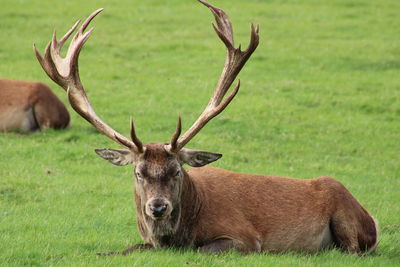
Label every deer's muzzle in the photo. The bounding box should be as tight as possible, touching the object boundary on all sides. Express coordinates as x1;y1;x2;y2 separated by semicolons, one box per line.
146;198;172;220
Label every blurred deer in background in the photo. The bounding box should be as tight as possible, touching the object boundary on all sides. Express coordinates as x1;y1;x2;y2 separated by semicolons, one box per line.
0;78;70;132
34;0;378;255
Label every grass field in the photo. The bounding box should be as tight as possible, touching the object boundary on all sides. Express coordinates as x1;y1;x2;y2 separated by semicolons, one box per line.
0;0;399;266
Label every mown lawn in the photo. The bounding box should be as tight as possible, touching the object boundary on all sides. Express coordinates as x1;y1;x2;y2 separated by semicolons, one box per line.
0;0;399;266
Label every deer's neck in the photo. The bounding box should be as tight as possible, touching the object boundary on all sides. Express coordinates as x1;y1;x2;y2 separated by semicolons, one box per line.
135;170;202;248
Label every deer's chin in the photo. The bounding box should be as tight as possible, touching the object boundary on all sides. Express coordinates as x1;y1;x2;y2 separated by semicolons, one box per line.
149;215;169;221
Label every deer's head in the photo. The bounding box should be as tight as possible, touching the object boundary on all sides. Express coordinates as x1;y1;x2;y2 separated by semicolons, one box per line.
95;142;221;220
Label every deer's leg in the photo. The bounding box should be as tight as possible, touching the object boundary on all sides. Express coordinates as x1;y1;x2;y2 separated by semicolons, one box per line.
32;103;49;130
97;243;153;256
198;237;261;254
331;208;378;254
20;107;40;132
121;243;154;255
326;178;378;255
33;98;70;130
330;214;360;254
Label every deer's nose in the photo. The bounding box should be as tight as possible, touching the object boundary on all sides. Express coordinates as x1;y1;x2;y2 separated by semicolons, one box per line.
149;203;168;217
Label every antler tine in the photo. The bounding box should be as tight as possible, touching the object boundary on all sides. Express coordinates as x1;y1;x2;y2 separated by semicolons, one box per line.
34;9;142;153
130;119;144;153
167;0;259;153
170;115;182;152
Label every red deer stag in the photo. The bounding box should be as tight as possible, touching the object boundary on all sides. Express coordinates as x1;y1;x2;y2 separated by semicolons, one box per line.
0;78;70;132
34;0;378;255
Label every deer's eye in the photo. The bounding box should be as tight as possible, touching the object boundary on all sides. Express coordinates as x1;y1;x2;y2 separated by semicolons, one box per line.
136;172;143;181
174;170;181;178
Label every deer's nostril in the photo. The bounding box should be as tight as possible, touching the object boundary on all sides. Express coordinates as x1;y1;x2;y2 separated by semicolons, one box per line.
149;204;168;217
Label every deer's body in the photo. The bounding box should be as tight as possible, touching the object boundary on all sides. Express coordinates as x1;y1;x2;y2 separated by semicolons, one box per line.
191;167;376;253
34;0;378;255
0;78;70;131
189;167;339;253
132;144;377;254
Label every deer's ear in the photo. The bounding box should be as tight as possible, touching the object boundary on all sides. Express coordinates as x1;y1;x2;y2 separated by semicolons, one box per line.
95;149;134;166
178;148;222;167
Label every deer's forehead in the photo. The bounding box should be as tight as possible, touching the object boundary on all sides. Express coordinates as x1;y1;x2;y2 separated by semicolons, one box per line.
143;144;173;162
137;143;176;164
136;143;180;177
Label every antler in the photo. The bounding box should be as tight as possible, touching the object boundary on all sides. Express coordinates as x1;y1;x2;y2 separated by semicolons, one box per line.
168;0;259;152
34;9;143;153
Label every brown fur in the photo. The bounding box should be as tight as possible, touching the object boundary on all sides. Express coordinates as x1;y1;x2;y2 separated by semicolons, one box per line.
0;78;70;132
101;143;377;255
189;167;377;254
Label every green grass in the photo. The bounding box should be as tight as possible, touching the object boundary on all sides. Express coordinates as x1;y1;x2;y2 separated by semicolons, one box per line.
0;0;399;266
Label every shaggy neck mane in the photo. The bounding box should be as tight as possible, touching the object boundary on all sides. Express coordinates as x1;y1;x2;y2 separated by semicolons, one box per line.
135;169;202;248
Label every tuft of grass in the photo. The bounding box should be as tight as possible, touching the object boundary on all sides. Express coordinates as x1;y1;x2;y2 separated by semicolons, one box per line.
1;0;399;266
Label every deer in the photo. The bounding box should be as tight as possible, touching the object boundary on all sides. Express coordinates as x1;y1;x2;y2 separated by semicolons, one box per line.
34;0;378;255
0;78;70;132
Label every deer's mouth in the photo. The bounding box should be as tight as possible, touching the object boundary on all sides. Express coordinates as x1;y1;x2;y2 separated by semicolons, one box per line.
150;215;169;221
146;210;172;221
